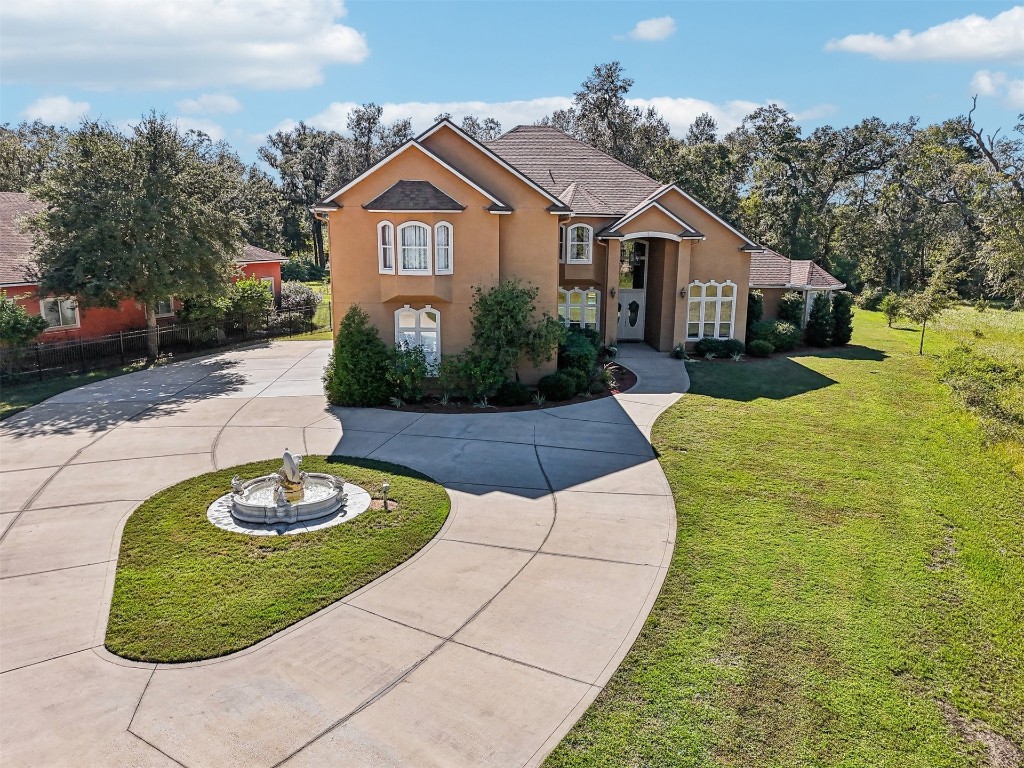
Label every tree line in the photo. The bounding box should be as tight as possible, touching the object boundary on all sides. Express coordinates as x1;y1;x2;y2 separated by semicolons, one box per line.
2;61;1021;307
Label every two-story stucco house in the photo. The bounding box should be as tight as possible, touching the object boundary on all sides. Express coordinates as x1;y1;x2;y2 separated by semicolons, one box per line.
313;118;843;381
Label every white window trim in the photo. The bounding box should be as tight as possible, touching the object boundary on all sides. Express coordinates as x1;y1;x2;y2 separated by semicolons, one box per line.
39;296;80;330
260;277;275;293
156;297;175;317
377;220;395;274
397;221;432;275
565;223;593;264
394;304;441;367
434;221;453;275
685;280;737;340
557;287;601;331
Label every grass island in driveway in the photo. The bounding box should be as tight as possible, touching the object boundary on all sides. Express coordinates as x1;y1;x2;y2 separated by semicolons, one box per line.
546;310;1023;767
105;456;449;663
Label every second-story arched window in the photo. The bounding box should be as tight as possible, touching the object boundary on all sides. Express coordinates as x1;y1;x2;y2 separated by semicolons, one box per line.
377;221;395;274
565;223;593;264
398;222;431;274
435;222;453;274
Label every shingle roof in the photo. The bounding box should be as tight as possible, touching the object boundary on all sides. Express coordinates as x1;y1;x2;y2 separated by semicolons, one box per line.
1;191;286;284
363;180;465;212
486;126;662;215
0;192;42;285
239;244;288;264
749;248;844;289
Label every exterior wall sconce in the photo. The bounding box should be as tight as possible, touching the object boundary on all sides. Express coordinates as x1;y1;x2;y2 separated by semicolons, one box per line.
609;286;616;297
679;288;686;298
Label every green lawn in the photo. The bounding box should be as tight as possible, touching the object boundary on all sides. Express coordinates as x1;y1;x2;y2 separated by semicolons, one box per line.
106;456;449;663
546;310;1023;767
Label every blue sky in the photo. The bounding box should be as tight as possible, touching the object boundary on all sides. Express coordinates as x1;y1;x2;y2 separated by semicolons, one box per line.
2;1;1021;164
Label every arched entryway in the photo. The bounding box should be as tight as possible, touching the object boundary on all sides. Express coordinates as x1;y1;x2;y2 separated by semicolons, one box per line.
614;232;684;351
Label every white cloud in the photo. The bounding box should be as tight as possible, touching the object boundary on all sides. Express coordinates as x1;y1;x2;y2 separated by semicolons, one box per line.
825;6;1024;61
627;16;677;42
20;95;90;124
0;0;369;90
172;117;226;141
302;95;835;139
971;69;1024;109
176;93;243;115
308;97;574;134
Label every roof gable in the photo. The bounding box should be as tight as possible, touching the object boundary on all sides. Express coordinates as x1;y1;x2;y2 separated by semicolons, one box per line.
749;249;845;289
321;140;509;209
363;180;465;212
648;185;760;250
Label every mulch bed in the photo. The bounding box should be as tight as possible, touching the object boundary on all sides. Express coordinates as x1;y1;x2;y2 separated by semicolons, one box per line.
378;363;637;414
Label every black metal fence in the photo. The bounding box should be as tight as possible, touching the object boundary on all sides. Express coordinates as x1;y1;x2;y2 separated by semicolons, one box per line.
1;301;332;384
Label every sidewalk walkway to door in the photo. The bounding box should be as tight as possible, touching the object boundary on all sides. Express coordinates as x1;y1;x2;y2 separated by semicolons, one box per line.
0;340;688;768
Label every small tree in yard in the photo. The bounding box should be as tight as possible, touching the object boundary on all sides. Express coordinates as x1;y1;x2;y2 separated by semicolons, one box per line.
468;280;564;381
905;283;952;355
879;293;903;327
0;290;48;347
831;291;854;346
805;293;833;346
323;305;391;406
31;115;240;357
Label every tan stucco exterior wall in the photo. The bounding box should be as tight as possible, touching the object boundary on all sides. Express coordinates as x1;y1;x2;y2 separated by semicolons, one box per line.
759;287;787;321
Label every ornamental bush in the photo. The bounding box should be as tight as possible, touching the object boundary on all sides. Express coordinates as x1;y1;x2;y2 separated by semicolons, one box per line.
558;332;597;376
538;371;576;401
777;291;805;326
747;289;764;329
563;367;591;395
694;337;744;357
879;293;903;328
387;343;429;403
324;305;391;406
749;320;801;352
281;256;326;282
227;276;274;318
747;339;774;357
831;291;855;345
0;290;48;348
280;281;322;310
805;293;833;347
494;380;532;406
855;285;888;310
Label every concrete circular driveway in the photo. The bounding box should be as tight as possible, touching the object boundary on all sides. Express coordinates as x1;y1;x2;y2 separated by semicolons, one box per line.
0;340;688;768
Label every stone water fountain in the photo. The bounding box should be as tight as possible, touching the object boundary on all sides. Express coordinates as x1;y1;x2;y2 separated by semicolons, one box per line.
207;449;372;535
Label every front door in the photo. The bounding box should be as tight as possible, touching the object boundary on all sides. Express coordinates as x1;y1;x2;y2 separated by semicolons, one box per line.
616;241;647;340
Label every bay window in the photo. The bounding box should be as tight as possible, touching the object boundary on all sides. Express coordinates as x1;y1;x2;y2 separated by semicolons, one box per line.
398;222;431;274
686;280;735;340
434;222;453;274
378;221;395;274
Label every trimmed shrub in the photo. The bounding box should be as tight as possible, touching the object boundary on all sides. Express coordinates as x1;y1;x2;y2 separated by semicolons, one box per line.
574;327;602;348
388;344;429;403
563;367;591;395
0;290;48;347
747;339;774;357
559;332;598;375
538;372;576;402
280;281;322;310
831;291;855;345
435;352;504;402
777;291;805;326
227;276;274;319
494;380;532;406
468;279;564;379
324;305;391;407
805;293;833;346
855;285;888;310
749;320;801;353
747;289;764;329
694;337;745;357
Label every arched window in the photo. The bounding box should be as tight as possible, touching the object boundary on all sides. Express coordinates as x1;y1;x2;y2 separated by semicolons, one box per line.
686;281;736;340
434;222;453;274
395;305;441;367
397;222;431;274
557;287;601;330
377;221;395;274
565;224;593;264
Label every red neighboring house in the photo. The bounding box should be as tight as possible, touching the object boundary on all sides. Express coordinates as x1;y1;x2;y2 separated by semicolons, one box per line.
0;191;287;341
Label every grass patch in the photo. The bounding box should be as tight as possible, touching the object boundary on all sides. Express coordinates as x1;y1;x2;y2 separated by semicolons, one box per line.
546;310;1023;767
1;362;150;420
105;455;449;663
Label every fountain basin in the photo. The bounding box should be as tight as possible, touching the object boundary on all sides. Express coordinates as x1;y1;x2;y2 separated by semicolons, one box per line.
231;472;346;525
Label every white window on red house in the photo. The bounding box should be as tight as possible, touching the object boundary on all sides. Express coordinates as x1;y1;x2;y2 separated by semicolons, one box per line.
156;297;174;317
39;297;79;329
